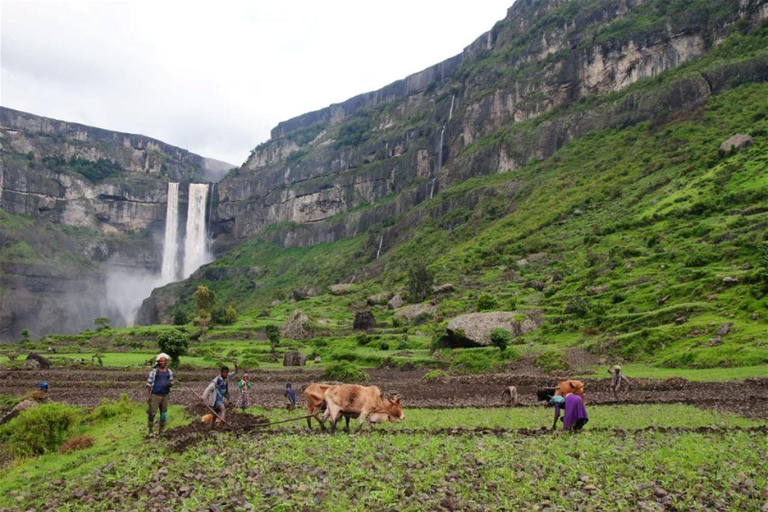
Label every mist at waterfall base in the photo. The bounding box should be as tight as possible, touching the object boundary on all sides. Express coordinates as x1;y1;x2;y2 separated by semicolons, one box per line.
104;182;212;327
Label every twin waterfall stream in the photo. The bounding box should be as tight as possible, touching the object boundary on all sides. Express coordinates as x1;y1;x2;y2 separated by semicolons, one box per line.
160;182;211;284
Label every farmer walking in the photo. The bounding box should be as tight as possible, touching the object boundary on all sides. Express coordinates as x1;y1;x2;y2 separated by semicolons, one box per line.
203;364;237;429
608;365;630;400
146;353;173;438
236;373;252;412
284;382;296;410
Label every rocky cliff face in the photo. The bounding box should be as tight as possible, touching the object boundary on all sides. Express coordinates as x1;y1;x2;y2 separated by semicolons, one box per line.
216;0;768;243
0;108;232;340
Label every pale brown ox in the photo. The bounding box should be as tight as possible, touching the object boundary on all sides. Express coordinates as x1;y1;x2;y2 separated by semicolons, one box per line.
303;383;332;430
322;384;404;432
554;380;585;398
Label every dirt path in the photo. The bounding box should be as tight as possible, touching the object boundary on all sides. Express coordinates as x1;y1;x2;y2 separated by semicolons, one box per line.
1;367;766;419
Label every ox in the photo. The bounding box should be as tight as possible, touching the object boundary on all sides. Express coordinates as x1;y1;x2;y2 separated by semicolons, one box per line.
303;382;332;430
322;384;404;432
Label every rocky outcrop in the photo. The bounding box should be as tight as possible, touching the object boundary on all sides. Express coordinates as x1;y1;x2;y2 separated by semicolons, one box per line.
282;309;312;340
446;311;544;346
720;134;753;153
353;310;376;331
283;351;306;366
214;0;768;244
394;304;439;324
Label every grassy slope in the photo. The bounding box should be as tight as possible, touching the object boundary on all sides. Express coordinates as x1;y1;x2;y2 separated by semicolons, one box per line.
175;75;768;370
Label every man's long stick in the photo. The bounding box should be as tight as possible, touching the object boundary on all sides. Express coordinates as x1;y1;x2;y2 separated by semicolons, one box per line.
186;387;234;428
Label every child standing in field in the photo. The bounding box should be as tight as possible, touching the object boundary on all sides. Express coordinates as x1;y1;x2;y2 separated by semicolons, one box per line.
284;382;296;410
237;373;252;412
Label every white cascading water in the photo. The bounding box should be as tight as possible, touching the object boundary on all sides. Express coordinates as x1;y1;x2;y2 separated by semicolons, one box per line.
183;183;211;278
376;233;384;260
160;182;180;283
448;95;455;122
430;125;446;199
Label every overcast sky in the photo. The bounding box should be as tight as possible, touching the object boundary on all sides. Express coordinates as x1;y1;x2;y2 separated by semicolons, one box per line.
1;1;512;166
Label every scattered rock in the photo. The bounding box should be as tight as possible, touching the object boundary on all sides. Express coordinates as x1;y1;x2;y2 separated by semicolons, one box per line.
573;209;583;216
367;293;393;306
388;294;405;310
330;284;355;296
720;133;753;153
587;285;610;296
282;309;312;340
526;280;546;292
583;485;596;492
445;311;544;346
282;351;306;367
313;356;321;364
716;323;733;336
674;317;687;324
657;295;670;305
394;304;438;324
433;283;455;294
654;487;668;498
353;310;376;330
257;310;270;318
292;287;318;301
270;300;282;308
706;336;724;347
25;352;52;369
741;262;752;270
753;313;760;321
723;276;738;286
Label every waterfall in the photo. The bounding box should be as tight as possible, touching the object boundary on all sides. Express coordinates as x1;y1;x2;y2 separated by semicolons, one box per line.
430;125;446;199
207;182;215;239
160;182;179;283
448;95;455;122
376;233;384;260
183;183;211;278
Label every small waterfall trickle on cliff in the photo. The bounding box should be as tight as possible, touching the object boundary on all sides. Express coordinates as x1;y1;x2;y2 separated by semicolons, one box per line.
430;125;446;199
448;95;455;122
376;233;384;260
183;183;212;278
160;182;180;283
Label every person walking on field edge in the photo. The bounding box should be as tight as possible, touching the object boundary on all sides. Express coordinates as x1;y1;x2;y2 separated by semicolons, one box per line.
146;353;173;438
203;364;237;429
237;373;252;412
284;382;296;411
609;365;630;400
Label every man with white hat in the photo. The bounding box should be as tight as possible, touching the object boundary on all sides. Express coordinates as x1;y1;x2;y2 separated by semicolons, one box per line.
608;364;630;400
146;353;174;437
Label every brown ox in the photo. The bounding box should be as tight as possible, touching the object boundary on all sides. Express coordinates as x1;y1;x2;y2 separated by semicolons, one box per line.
554;380;585;398
303;383;332;430
322;384;404;432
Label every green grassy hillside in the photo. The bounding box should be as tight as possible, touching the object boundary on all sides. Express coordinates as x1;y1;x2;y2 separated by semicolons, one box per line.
173;71;768;370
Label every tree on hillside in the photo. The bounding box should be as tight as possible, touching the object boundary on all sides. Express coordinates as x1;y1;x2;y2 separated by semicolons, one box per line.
195;286;216;313
490;328;511;353
265;325;281;346
157;330;189;368
94;317;111;331
20;329;30;342
407;262;434;302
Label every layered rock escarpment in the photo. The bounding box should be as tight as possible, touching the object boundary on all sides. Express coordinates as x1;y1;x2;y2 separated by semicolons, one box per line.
0;108;233;340
215;0;768;245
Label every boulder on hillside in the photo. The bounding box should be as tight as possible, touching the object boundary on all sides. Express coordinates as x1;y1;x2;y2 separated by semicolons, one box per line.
270;300;282;308
257;310;270;318
292;287;318;301
0;397;43;426
330;284;355;296
722;276;738;286
367;293;393;306
387;295;405;310
353;310;376;330
394;304;439;324
446;311;544;346
720;134;753;153
433;283;455;294
25;352;51;369
282;309;313;340
283;351;307;367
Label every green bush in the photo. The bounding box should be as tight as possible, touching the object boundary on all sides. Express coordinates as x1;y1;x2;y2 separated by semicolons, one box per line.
323;361;370;383
157;330;189;367
172;308;190;326
356;333;372;346
407;262;434;302
534;350;569;373
477;294;497;311
0;403;80;455
265;325;281;345
490;328;511;352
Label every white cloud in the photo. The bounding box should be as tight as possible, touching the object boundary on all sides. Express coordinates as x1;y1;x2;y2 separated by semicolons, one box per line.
1;0;512;166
